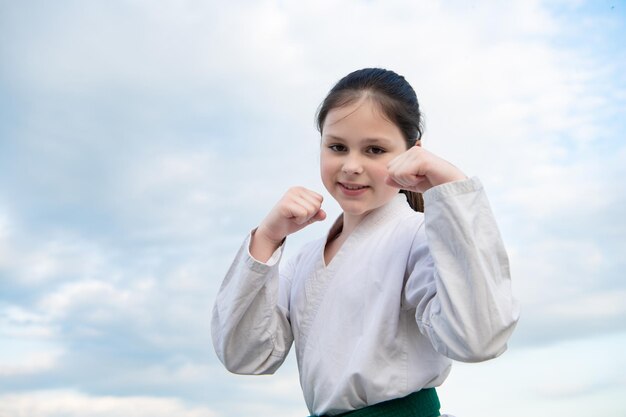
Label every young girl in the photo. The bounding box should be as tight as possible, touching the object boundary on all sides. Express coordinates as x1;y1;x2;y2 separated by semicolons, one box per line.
211;68;519;417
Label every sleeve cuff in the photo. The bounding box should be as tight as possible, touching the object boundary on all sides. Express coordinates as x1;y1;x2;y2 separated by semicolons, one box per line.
245;229;285;271
423;176;483;204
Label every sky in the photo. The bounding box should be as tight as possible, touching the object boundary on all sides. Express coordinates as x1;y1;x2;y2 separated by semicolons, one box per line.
0;0;625;416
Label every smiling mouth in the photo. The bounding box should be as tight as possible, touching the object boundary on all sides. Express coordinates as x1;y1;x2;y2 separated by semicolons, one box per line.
339;182;369;190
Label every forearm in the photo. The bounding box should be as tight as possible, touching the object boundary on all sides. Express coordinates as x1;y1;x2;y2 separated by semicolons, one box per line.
419;178;519;361
211;234;293;373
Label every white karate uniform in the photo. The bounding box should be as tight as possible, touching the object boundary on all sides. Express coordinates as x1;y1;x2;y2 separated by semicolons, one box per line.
212;177;519;416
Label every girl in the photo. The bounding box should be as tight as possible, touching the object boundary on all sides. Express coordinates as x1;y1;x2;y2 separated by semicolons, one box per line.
211;68;519;417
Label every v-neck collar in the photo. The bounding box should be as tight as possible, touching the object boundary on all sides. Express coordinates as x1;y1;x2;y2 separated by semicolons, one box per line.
321;193;411;269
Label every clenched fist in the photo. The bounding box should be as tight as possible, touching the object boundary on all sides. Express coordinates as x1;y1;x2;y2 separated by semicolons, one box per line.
385;145;467;193
251;187;326;262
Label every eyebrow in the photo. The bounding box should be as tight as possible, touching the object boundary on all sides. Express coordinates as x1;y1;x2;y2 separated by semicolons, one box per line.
323;135;394;146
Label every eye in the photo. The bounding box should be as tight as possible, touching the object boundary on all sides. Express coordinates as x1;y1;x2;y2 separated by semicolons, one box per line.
366;146;386;155
328;144;347;152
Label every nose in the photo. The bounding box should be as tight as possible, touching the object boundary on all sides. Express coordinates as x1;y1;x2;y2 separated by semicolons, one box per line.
341;153;363;175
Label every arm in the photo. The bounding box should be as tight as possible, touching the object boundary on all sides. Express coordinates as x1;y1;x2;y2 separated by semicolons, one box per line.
211;186;326;374
211;231;294;374
404;178;520;362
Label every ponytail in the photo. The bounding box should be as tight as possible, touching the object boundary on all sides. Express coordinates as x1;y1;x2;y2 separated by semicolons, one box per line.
401;190;424;213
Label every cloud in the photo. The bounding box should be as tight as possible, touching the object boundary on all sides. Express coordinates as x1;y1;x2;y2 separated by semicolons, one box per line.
439;330;626;416
1;1;625;416
0;210;11;269
0;339;62;377
0;390;217;417
0;306;55;340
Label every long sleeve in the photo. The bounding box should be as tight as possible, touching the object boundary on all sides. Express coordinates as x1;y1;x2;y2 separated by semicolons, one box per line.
211;232;294;374
404;177;520;362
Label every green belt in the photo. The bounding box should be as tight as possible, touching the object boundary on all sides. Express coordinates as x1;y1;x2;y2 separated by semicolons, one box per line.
312;388;440;417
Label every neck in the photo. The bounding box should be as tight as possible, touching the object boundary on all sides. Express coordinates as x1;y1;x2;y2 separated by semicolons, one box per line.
326;212;365;244
340;212;367;237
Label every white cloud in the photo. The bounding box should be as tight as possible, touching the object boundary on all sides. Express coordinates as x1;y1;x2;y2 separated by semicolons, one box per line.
38;279;129;321
6;234;112;287
504;160;614;219
0;306;55;340
0;391;217;417
439;331;626;417
545;290;626;321
0;210;11;269
1;1;625;416
0;339;62;377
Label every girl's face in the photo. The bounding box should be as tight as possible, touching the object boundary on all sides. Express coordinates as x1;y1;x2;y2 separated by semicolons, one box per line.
320;98;408;224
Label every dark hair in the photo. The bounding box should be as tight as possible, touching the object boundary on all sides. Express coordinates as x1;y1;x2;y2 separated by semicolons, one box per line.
316;68;424;212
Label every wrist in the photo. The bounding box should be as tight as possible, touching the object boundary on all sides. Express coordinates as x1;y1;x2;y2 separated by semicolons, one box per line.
432;165;467;188
249;226;285;264
255;225;285;248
